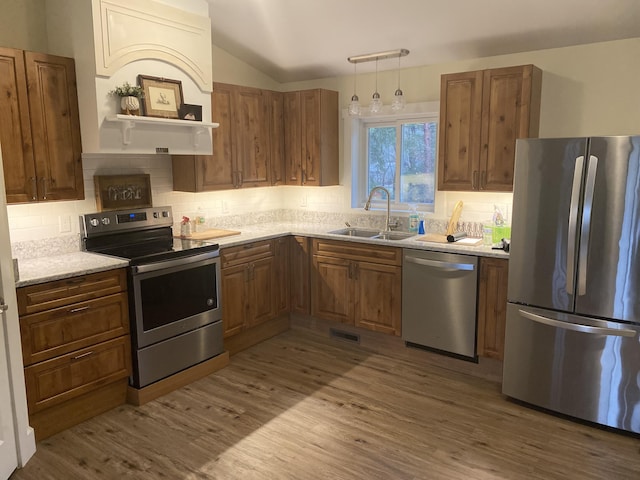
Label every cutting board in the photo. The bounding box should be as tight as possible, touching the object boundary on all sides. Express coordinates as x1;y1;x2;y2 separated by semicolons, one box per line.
180;229;241;240
415;233;482;245
446;200;464;235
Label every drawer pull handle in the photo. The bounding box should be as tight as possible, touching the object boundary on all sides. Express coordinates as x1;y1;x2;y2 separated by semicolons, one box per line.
69;306;90;314
71;351;94;361
66;278;86;285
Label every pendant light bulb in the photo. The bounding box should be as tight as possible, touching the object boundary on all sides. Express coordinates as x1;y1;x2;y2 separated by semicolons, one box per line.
370;58;383;113
391;55;405;112
349;62;360;116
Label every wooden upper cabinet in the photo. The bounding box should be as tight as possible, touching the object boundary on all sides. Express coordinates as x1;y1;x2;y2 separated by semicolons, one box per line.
0;49;83;203
269;91;285;185
284;91;302;184
437;70;483;191
0;47;35;203
25;52;83;202
438;65;542;192
172;83;272;191
285;89;338;186
234;86;270;187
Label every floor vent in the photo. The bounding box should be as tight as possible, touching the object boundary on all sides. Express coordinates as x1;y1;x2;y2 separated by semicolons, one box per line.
330;328;360;344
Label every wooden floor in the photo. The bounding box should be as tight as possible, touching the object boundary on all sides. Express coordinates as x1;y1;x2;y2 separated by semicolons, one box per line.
11;327;640;480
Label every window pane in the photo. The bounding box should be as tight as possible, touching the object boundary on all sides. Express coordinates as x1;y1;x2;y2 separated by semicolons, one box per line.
367;126;396;200
400;122;437;204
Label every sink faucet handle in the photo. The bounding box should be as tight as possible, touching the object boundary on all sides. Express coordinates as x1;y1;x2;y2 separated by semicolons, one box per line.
388;218;399;230
345;221;352;227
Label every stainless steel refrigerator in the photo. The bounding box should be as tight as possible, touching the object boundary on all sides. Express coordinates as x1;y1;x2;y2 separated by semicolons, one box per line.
503;136;640;434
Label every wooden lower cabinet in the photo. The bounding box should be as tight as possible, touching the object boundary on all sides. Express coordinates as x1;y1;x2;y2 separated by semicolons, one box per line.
274;236;290;314
17;268;130;440
221;240;276;338
290;236;310;314
477;257;509;360
311;239;402;336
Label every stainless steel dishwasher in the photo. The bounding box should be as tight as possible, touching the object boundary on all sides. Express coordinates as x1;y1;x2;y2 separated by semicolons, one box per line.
402;249;478;360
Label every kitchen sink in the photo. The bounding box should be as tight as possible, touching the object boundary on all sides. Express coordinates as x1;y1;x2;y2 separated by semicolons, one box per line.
328;228;381;237
371;232;416;241
328;228;415;241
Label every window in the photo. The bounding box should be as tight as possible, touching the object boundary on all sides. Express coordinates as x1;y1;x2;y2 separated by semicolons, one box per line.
352;104;439;212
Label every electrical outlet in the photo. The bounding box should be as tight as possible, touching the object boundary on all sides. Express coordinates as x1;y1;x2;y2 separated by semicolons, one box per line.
301;195;308;207
221;200;229;214
59;215;71;233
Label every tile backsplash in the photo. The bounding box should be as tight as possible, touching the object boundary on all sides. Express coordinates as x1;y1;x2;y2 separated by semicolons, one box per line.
7;153;513;247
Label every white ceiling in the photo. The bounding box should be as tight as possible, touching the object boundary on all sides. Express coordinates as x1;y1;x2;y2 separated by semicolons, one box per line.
206;0;640;83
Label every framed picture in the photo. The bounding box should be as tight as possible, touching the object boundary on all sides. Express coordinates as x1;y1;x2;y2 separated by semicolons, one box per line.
138;75;184;119
94;174;152;212
178;103;202;121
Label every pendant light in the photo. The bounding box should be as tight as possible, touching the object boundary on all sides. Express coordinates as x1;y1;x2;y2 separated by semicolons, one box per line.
369;58;383;114
391;54;405;112
348;62;360;116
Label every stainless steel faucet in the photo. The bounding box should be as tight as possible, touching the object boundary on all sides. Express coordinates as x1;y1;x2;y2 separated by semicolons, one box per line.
364;186;394;232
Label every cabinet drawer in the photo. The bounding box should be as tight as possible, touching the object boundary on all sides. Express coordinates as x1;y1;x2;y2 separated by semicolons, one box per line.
221;240;274;268
312;239;401;266
17;268;127;316
20;292;130;366
24;336;131;414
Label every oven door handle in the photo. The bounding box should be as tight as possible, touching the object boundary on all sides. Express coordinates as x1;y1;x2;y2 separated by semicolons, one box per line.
131;250;219;274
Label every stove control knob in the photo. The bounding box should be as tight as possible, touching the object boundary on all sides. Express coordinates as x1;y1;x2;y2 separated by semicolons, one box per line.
89;218;99;227
101;217;111;225
162;211;169;217
153;212;159;219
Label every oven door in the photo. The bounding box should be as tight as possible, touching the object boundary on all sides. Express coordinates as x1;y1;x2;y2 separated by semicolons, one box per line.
130;250;222;349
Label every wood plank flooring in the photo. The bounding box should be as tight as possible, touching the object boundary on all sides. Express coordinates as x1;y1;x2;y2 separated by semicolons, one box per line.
10;327;640;480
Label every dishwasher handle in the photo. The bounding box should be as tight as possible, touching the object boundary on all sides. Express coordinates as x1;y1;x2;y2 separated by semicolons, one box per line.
405;255;475;271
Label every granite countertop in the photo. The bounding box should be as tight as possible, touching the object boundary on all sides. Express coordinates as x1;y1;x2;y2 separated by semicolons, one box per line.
15;252;129;288
14;222;508;287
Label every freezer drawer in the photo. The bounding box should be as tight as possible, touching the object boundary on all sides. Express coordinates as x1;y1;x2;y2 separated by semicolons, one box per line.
503;303;640;434
402;249;478;359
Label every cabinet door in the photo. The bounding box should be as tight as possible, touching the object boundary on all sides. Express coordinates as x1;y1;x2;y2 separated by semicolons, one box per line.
354;261;402;336
269;91;285;185
0;47;36;203
235;86;270;187
437;70;483;191
290;236;310;314
311;255;353;324
209;84;237;189
24;51;83;201
249;257;275;326
479;65;540;191
221;264;250;337
284;91;302;185
300;90;321;185
477;257;509;360
273;237;290;315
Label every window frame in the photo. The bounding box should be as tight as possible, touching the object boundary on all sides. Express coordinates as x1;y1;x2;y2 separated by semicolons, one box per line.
351;102;439;214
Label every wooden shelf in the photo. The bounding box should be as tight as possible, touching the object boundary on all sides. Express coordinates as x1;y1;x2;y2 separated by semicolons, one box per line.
105;114;219;147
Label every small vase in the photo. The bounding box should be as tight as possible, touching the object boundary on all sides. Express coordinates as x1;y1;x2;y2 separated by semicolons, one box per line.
120;96;140;115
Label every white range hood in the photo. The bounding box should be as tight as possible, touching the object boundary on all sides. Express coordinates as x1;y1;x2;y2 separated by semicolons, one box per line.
46;0;215;155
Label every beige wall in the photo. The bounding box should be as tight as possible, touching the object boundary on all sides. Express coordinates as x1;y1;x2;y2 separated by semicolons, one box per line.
0;0;48;51
211;43;281;90
282;37;640;138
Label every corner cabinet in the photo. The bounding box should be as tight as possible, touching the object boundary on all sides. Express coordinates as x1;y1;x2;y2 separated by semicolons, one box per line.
438;65;542;192
0;48;83;203
477;257;509;360
311;239;402;335
284;89;339;186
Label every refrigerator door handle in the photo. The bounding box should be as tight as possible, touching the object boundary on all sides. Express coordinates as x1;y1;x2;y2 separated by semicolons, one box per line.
519;310;636;337
577;155;598;296
566;156;584;295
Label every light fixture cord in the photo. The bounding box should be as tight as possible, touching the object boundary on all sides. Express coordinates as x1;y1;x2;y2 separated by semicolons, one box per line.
353;62;357;95
375;58;379;92
397;55;401;89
